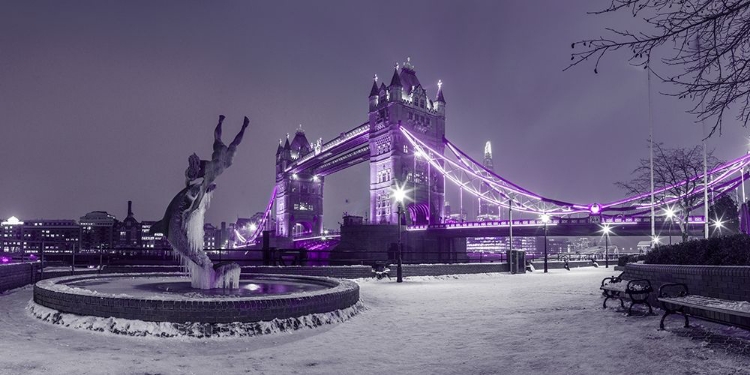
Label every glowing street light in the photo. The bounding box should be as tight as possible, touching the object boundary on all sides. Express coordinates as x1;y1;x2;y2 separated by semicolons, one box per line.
665;207;674;219
601;225;612;268
652;235;661;247
249;223;258;233
541;213;550;273
712;218;724;237
664;207;675;245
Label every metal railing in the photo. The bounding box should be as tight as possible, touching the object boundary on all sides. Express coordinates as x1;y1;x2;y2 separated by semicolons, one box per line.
0;247;621;270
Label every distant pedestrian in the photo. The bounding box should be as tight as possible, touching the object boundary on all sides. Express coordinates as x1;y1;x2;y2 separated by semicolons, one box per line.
563;256;570;271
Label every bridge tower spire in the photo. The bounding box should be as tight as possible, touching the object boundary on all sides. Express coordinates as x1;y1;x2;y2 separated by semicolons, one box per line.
368;58;446;225
478;141;499;220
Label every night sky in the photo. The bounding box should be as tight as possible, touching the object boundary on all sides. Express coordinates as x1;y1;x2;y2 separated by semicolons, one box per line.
2;0;749;228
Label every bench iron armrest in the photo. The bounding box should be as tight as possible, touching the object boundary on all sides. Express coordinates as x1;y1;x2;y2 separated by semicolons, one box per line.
658;283;689;298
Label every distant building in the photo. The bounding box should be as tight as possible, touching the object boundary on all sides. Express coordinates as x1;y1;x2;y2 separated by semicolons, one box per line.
117;201;140;248
2;217;80;254
636;241;652;254
204;223;218;249
467;236;537;254
111;200;171;250
545;237;572;254
139;221;170;249
22;219;80;254
79;211;117;250
1;217;24;252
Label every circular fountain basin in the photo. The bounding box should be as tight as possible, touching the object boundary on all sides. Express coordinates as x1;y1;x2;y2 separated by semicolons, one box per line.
33;273;359;324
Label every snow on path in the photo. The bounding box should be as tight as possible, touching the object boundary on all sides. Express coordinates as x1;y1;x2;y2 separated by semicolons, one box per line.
1;267;749;375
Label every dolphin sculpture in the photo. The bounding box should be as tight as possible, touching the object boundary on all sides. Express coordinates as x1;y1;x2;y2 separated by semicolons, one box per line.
151;115;248;289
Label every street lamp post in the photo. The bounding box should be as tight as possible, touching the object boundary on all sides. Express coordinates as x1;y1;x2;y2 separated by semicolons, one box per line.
665;208;674;245
396;204;403;283
541;214;550;273
602;225;611;269
393;185;407;283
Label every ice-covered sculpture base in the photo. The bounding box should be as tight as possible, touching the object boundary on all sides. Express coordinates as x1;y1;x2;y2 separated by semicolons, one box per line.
179;254;241;289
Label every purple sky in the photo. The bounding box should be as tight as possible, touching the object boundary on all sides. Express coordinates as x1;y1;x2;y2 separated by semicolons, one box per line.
1;0;748;228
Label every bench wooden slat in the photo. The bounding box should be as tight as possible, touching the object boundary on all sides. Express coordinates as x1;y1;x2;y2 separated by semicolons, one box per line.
600;277;654;315
600;279;651;293
658;296;750;318
601;284;627;292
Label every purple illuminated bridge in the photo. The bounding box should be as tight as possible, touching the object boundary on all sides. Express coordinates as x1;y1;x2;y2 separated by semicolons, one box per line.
236;59;749;256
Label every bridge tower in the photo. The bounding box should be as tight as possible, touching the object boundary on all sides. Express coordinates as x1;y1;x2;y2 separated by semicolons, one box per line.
274;129;325;238
368;58;446;225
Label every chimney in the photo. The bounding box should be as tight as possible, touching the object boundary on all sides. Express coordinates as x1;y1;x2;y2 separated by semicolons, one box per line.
127;201;133;217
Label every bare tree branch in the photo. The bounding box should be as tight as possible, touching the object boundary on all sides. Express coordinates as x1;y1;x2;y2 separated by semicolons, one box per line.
567;0;750;137
615;142;722;241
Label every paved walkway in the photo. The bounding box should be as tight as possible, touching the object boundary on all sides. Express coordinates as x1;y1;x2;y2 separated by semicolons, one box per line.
1;267;749;375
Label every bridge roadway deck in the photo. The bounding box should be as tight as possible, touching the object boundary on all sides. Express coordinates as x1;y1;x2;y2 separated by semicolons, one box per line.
286;122;370;176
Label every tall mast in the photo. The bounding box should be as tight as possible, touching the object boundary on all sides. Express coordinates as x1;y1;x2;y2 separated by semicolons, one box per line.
648;68;655;243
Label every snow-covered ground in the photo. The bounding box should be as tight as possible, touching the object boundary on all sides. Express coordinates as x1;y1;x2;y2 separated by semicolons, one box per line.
1;267;749;375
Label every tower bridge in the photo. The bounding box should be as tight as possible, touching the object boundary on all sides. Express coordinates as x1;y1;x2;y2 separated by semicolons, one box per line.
244;59;750;262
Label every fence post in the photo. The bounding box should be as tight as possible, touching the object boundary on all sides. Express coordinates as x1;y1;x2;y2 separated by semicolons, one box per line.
40;240;44;281
71;243;76;275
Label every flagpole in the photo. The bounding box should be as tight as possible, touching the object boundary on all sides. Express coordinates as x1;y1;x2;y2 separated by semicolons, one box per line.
648;68;655;244
697;36;709;239
703;121;709;239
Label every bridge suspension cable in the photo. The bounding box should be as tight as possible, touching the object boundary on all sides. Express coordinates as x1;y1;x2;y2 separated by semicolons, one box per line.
400;126;750;219
244;186;278;245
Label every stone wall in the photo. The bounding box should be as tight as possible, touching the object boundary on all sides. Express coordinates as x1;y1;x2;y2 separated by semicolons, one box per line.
7;261;596;292
620;264;750;328
0;263;40;293
621;264;750;303
242;263;510;278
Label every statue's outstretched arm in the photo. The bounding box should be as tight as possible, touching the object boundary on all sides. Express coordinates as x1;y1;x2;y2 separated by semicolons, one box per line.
228;116;249;151
214;115;225;143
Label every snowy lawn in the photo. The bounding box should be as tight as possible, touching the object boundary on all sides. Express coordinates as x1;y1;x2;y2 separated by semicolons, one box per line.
1;267;750;375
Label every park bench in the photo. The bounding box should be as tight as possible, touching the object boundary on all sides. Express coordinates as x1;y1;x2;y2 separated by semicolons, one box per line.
600;275;654;316
371;262;391;280
274;249;306;266
658;283;750;330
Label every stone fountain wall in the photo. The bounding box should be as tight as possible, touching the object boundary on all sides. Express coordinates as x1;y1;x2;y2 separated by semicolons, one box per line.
0;263;39;293
33;273;360;324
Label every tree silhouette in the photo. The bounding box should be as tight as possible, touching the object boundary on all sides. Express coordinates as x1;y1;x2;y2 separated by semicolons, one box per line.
616;142;721;242
708;195;740;236
567;1;750;137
